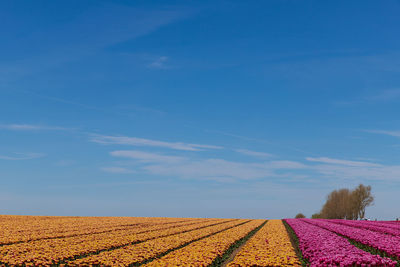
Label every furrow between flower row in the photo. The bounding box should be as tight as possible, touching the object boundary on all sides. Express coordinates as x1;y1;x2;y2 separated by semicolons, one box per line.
228;219;301;267
0;218;229;266
0;215;195;245
303;219;400;261
142;219;265;267
285;219;397;267
328;219;400;237
68;219;250;266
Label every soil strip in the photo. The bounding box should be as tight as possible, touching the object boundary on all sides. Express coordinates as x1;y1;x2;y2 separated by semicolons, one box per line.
215;220;268;267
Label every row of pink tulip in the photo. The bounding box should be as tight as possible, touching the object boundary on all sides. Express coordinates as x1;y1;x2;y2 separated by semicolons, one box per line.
285;219;397;267
327;219;400;236
335;219;400;229
304;219;400;260
374;221;400;228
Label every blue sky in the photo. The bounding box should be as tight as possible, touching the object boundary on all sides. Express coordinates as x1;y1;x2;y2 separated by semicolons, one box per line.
1;0;400;219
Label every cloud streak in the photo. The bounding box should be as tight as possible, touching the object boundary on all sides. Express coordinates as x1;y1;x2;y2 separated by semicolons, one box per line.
108;150;306;181
235;149;273;158
143;159;276;181
306;157;381;167
337;89;400;106
365;130;400;138
104;150;400;183
0;152;45;160
110;150;184;163
0;124;69;131
311;164;400;182
366;89;400;102
101;167;136;174
304;157;400;182
91;134;223;151
147;56;169;69
1;4;187;83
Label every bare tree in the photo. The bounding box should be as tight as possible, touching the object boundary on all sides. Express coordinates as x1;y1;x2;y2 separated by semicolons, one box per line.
318;184;374;220
320;189;353;219
295;213;306;219
352;184;374;219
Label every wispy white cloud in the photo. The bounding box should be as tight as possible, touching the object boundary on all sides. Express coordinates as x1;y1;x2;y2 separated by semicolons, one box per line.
18;90;167;120
268;160;307;169
1;5;187;83
365;129;400;138
235;149;273;158
143;159;276;180
106;149;400;183
115;104;166;117
337;89;400;105
93;129;400;183
0;152;45;160
311;163;400;182
91;134;223;151
206;130;274;144
306;157;382;167
110;150;184;163
147;56;169;69
303;156;400;182
55;160;76;166
101;166;136;174
108;150;306;181
366;89;400;102
0;124;69;131
206;129;314;155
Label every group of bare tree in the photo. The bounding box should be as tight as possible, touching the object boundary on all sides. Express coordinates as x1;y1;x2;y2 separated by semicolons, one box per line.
309;184;374;220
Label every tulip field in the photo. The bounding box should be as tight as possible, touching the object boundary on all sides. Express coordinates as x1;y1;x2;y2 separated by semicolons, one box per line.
0;215;399;266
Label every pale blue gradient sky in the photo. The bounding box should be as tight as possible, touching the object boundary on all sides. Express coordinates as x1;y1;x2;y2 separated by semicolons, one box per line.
1;0;400;219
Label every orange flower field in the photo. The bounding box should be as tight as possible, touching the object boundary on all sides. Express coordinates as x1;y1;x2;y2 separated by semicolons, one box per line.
0;215;286;266
227;220;301;267
2;215;398;266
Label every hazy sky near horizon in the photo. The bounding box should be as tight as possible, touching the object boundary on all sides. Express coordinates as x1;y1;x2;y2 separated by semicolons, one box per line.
1;0;400;219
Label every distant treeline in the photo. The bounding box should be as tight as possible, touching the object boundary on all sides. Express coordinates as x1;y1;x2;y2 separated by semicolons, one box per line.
296;184;374;220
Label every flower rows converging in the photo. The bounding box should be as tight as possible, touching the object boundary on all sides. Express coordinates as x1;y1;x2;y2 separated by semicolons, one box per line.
0;216;194;245
68;219;250;266
0;217;229;266
328;219;400;236
285;219;397;267
143;219;265;266
227;219;301;267
303;218;400;261
2;215;400;266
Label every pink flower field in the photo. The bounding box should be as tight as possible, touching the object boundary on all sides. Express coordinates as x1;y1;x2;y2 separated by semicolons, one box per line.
285;219;399;266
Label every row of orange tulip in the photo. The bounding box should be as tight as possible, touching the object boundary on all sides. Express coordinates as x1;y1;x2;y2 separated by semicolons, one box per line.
144;219;265;266
68;219;249;266
228;219;301;267
0;218;225;266
0;215;193;245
